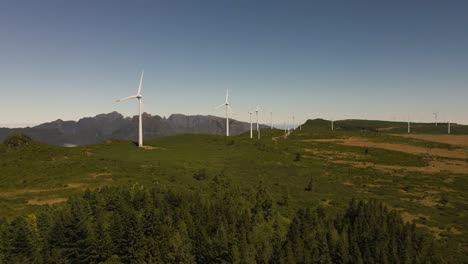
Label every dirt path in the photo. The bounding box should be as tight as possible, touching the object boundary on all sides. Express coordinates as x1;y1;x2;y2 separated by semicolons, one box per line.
390;134;468;147
27;197;67;205
0;183;88;198
304;137;468;159
302;137;468;174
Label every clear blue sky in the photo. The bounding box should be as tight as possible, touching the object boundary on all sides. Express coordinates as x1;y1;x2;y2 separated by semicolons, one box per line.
1;0;467;126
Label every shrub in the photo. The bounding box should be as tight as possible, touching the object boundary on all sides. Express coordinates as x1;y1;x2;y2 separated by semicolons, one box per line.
193;169;207;181
3;133;33;149
304;177;314;192
294;152;301;161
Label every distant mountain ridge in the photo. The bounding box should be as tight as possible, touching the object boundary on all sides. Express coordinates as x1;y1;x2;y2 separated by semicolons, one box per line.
0;112;264;146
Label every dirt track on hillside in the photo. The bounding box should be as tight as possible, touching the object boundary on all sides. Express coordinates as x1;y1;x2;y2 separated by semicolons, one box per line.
302;137;468;174
390;134;468;147
304;137;468;159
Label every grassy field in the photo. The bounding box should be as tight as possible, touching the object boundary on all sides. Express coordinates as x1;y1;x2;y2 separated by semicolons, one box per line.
0;119;467;259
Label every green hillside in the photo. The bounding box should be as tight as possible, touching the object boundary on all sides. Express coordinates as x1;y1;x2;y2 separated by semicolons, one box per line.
303;118;468;134
0;127;467;261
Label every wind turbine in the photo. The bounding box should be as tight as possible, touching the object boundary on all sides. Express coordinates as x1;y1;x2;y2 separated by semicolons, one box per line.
116;71;144;147
433;112;438;126
255;106;260;139
248;106;254;139
407;114;411;133
214;89;231;136
270;110;273;129
292;113;295;131
448;119;451;134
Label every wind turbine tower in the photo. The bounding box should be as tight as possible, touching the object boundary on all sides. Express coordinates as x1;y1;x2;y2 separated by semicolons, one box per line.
448;120;451;134
256;106;260;139
270;110;273;129
292;114;295;131
248;106;253;139
407;115;411;133
116;71;144;147
433;112;438;126
215;90;231;136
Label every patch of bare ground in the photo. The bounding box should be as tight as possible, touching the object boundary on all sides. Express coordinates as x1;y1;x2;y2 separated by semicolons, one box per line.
320;199;332;206
304;137;468;159
444;177;455;183
304;149;365;160
417;224;444;240
401;212;430;223
51;156;69;161
0;183;88;198
302;139;344;143
88;172;113;179
399;189;451;208
390;134;468;147
414;224;461;240
141;146;166;150
342;137;468;159
27;197;67;205
342;181;354;187
330;159;468;174
399;212;458;240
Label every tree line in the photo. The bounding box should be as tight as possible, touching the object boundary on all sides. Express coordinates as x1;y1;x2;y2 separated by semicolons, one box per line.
0;178;444;263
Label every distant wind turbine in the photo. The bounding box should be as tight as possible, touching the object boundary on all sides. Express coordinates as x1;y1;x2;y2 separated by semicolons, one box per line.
448;119;451;134
256;106;260;139
433;112;438;126
270;110;273;129
116;71;144;147
407;114;411;133
292;113;295;131
248;106;253;139
214;89;231;136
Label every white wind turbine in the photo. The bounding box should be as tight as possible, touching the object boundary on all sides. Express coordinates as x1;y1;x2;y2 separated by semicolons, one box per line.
292;113;295;131
433;112;438;126
116;71;144;147
270;110;273;129
448;118;451;134
407;114;411;133
255;106;260;139
248;106;254;139
214;89;231;136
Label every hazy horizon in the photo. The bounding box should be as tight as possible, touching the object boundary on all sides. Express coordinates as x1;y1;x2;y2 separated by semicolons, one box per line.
1;1;467;125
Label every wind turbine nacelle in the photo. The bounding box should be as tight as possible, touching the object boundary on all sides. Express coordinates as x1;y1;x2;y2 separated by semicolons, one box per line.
137;95;143;99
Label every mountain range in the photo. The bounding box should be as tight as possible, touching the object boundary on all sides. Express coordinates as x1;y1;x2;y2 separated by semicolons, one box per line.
0;112;264;146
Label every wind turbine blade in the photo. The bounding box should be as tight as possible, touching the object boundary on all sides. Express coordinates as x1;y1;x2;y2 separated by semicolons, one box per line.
116;95;138;102
214;103;225;110
137;71;144;95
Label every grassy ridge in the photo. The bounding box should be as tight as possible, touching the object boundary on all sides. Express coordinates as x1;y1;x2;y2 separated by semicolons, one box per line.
303;118;468;134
